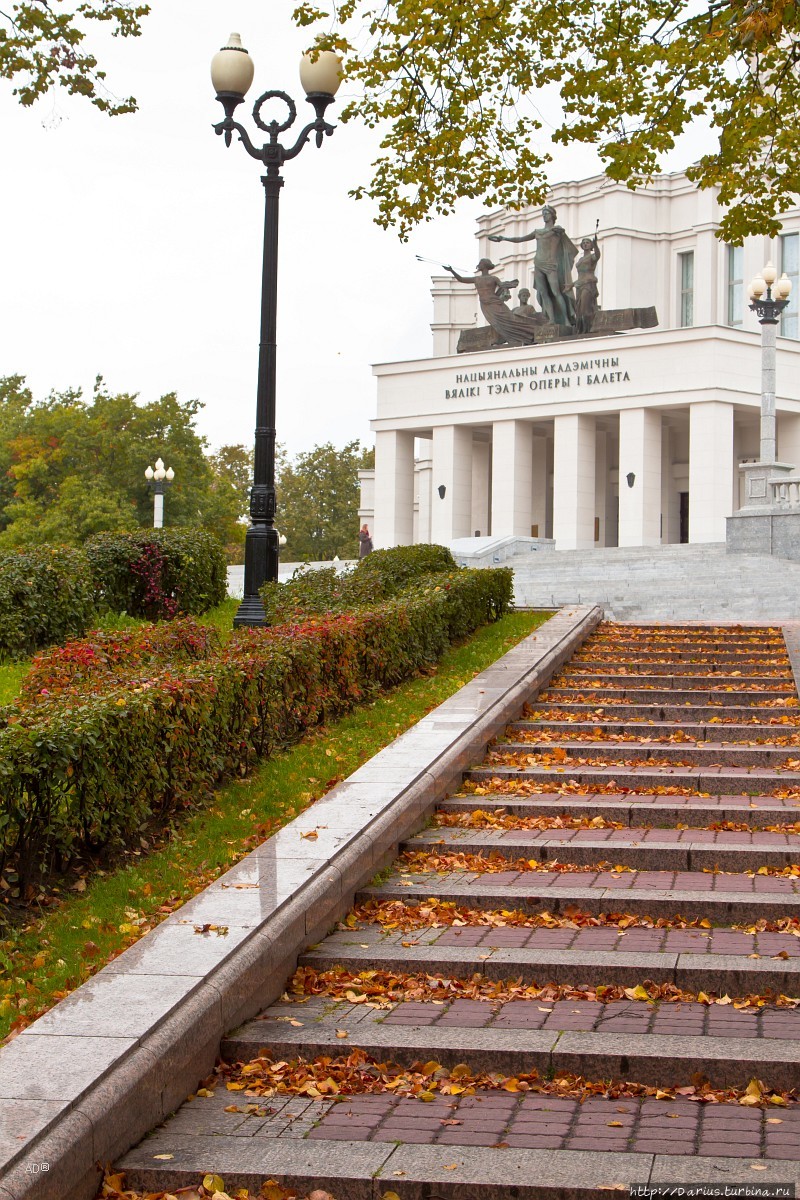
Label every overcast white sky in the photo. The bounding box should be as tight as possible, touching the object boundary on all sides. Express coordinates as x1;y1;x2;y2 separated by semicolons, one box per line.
1;1;704;458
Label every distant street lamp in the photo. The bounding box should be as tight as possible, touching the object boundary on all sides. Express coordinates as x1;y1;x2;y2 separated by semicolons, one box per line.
144;457;175;528
748;261;793;465
210;32;342;627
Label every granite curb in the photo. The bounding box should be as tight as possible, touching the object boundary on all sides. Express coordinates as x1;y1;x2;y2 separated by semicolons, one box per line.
0;604;601;1200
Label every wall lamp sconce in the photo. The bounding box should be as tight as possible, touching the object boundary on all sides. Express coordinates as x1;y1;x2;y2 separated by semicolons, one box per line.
626;472;636;489
437;484;446;499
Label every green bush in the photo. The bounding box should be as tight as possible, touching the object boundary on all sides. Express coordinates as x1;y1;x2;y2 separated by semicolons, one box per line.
260;564;385;624
0;567;513;886
85;528;227;619
261;544;460;623
0;547;96;659
356;544;457;593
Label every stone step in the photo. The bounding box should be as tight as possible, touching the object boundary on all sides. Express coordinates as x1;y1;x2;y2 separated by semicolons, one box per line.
493;740;800;768
557;671;793;688
569;663;791;675
222;997;800;1091
117;1123;800;1197
523;702;800;721
440;793;800;828
572;650;788;661
407;828;799;871
301;919;800;991
466;763;800;794
509;719;800;742
110;614;800;1198
539;687;793;705
358;871;800;922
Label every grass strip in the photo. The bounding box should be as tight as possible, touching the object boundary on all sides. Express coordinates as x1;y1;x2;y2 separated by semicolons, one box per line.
0;608;548;1041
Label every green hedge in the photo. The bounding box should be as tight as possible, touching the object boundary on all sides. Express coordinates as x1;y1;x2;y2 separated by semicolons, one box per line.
85;528;227;620
261;543;460;623
0;566;513;886
0;547;96;659
0;531;228;659
357;543;457;591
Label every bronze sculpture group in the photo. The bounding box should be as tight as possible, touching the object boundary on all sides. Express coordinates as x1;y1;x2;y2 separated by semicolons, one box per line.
444;205;654;352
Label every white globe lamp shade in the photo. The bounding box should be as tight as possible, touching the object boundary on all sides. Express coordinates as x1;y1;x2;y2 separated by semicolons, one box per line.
776;273;793;300
211;33;255;97
749;276;766;299
279;534;287;547
165;467;175;482
762;260;778;286
300;49;343;97
154;467;166;482
145;465;154;480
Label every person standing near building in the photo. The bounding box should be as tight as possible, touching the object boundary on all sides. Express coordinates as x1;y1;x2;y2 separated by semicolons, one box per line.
359;523;373;558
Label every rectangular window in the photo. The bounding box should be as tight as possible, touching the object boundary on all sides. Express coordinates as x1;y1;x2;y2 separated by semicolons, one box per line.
781;233;799;339
679;251;694;327
727;245;743;326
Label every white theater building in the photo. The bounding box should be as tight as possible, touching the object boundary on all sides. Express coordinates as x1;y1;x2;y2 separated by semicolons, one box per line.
362;169;800;551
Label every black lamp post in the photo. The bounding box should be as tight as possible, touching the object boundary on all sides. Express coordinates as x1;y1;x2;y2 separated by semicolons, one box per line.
211;33;342;626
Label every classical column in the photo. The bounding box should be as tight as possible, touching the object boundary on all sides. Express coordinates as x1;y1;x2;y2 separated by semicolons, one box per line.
431;424;473;543
618;408;662;546
415;449;433;544
471;440;491;535
374;429;415;549
531;435;548;539
553;414;596;550
660;424;679;544
594;429;608;546
491;420;533;538
689;401;734;542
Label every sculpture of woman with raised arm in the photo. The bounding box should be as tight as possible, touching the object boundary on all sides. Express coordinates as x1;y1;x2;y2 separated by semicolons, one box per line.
444;258;540;346
572;232;601;335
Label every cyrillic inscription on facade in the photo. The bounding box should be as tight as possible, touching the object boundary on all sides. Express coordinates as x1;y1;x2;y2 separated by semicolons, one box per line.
444;358;629;399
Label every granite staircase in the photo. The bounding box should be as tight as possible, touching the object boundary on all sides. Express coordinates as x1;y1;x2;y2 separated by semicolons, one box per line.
510;543;800;621
118;622;800;1198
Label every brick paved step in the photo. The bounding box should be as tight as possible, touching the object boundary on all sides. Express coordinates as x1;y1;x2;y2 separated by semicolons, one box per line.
222;997;800;1091
573;651;789;662
109;616;800;1199
493;740;800;768
467;764;800;794
587;628;782;638
557;671;793;688
118;1133;800;1198
358;871;800;922
301;921;800;993
509;720;800;742
524;703;800;721
540;687;793;704
408;828;800;871
441;793;800;828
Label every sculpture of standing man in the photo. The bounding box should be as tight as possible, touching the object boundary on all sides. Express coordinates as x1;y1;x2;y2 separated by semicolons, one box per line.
489;205;578;328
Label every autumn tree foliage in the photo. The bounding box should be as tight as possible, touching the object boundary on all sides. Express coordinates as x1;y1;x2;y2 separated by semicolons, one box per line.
0;0;149;114
294;0;800;242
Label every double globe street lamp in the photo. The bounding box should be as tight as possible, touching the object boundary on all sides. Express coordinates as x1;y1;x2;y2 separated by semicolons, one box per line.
210;33;342;626
144;457;175;528
738;262;794;509
748;261;792;466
